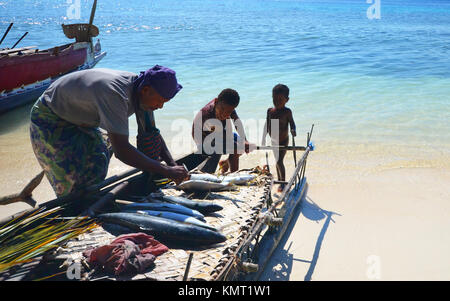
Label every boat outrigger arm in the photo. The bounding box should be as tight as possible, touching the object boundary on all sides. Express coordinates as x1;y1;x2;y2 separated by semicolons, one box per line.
216;124;316;280
0;171;44;208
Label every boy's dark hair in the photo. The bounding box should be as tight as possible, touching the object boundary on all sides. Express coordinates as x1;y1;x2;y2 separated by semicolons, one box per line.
272;84;289;98
218;88;240;107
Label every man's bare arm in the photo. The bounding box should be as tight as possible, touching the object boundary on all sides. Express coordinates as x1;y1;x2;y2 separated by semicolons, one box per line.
232;112;255;153
288;109;296;136
108;133;187;183
159;136;176;166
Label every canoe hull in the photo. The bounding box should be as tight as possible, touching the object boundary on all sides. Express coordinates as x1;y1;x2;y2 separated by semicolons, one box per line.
0;43;106;114
0;44;86;92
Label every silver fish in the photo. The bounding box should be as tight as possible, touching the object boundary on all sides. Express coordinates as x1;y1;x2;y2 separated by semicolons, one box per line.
121;202;205;220
176;179;236;192
221;173;256;185
157;195;223;214
135;210;217;231
189;173;222;183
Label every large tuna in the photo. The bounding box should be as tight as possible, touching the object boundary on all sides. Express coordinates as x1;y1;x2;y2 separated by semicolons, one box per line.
97;212;227;245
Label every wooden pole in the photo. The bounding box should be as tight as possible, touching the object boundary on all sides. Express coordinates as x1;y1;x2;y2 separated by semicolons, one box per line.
0;168;141;227
84;181;129;217
87;0;97;41
0;171;44;207
308;124;315;144
183;253;194;281
0;23;13;46
256;145;306;151
292;135;297;168
11;31;28;49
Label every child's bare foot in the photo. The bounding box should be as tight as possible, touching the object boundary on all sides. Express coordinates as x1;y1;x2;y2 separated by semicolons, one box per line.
219;160;229;174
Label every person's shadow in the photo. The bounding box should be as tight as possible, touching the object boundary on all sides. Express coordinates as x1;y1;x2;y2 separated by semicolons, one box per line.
260;195;341;281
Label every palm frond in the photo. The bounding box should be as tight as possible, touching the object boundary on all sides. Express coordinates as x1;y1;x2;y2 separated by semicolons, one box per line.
0;207;97;274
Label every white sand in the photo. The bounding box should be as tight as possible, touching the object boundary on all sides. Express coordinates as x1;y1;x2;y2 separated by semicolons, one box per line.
259;162;450;281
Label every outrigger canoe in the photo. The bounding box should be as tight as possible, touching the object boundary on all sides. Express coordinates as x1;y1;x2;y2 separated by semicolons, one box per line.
0;127;314;281
0;0;106;114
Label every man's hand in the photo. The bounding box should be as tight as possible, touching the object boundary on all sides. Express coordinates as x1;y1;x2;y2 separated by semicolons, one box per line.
108;133;187;182
166;165;189;185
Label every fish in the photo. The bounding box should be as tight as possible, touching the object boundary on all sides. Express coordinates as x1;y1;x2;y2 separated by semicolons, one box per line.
189;173;256;185
120;202;205;220
176;179;236;192
131;210;217;231
188;173;222;183
184;173;256;187
221;173;256;185
156;195;223;215
97;212;227;245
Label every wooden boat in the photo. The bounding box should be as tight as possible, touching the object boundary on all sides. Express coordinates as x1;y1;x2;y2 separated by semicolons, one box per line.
0;130;314;281
0;0;106;114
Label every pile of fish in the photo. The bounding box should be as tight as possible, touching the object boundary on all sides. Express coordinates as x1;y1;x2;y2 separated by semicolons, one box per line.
98;173;257;246
99;194;227;245
177;173;257;192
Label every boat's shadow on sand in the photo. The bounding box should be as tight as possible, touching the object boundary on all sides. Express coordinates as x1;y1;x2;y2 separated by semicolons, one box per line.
0;102;34;135
260;194;341;281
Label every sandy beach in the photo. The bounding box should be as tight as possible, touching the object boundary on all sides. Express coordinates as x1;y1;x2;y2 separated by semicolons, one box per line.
1;130;449;281
261;164;450;281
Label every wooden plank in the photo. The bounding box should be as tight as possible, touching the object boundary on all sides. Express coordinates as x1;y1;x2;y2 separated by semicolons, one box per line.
84;181;129;216
0;46;37;55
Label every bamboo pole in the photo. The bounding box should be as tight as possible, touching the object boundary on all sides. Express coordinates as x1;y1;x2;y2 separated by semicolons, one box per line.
182;253;194;281
0;23;13;46
87;0;97;41
84;181;129;217
11;32;28;49
0;169;141;227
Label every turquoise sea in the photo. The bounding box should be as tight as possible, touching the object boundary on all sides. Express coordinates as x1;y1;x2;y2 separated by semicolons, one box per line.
1;0;450;170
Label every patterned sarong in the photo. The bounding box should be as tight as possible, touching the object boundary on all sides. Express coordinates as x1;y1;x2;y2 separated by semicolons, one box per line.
30;98;110;197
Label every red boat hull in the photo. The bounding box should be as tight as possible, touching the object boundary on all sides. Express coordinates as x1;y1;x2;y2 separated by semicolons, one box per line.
0;44;87;92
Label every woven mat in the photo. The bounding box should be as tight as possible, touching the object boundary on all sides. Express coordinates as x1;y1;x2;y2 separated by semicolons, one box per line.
54;173;272;281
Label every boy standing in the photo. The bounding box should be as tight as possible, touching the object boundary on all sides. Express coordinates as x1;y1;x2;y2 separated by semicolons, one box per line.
261;84;296;192
192;88;253;173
